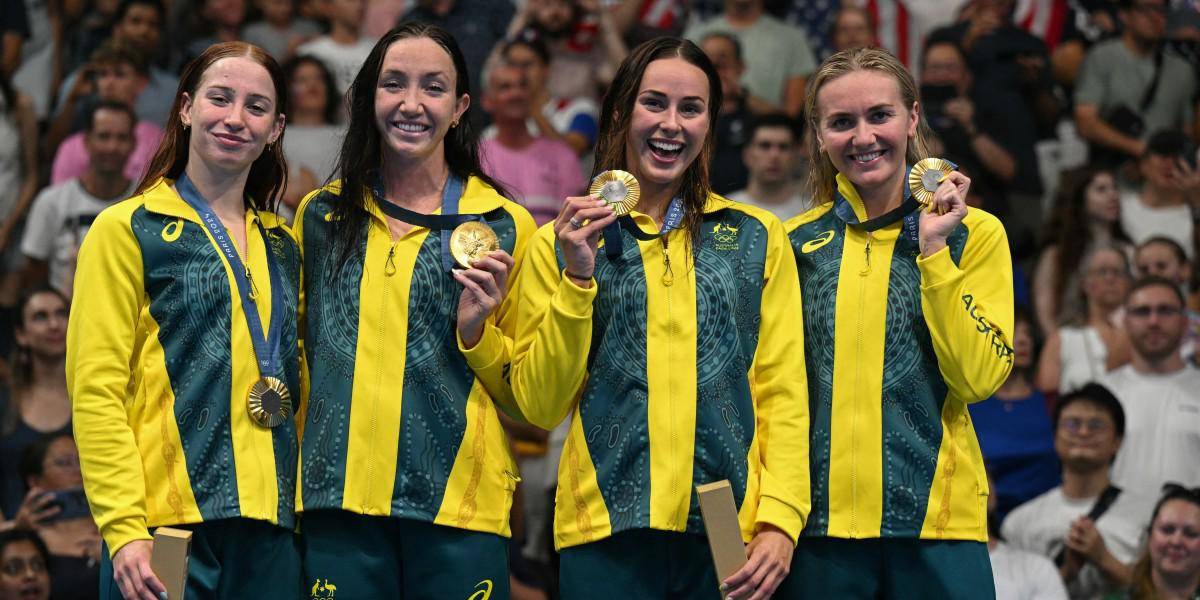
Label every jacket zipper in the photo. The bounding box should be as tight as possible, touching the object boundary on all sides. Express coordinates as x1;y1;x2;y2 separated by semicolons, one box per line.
366;237;397;511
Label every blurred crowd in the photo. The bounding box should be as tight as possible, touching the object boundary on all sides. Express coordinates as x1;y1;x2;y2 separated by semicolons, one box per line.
1;0;1199;599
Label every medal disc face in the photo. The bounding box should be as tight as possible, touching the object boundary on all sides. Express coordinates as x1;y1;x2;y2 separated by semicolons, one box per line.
248;377;292;428
908;158;956;208
449;221;500;268
588;170;641;216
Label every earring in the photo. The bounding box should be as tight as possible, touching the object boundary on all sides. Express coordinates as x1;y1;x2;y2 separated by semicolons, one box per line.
451;119;459;128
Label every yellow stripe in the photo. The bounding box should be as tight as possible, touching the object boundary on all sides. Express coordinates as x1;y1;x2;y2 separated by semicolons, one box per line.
343;223;430;513
555;401;613;549
827;226;894;538
920;403;989;541
136;313;202;527
644;229;697;531
434;381;517;536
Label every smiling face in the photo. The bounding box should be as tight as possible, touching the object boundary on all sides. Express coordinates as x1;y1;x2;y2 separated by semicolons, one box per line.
374;36;468;165
180;55;285;176
815;70;918;204
1149;499;1200;580
622;57;711;193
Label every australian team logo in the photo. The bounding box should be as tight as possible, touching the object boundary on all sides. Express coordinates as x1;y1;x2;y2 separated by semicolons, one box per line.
310;578;337;599
712;222;739;251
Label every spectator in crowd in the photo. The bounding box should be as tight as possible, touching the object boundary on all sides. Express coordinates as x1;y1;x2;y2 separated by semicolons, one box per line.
728;113;808;219
298;0;373;95
496;34;599;158
19;103;137;297
279;55;345;218
402;0;515;102
1134;236;1200;364
698;31;754;194
1124;485;1200;600
986;473;1069;600
17;433;99;600
1033;167;1131;336
360;0;408;40
1104;276;1200;493
49;41;163;186
0;529;50;600
56;0;177;128
181;0;250;66
242;0;322;61
62;0;121;75
685;0;816;117
0;72;38;294
507;0;629;104
969;307;1060;522
1119;130;1200;259
1003;383;1153;599
1038;245;1132;394
0;0;28;78
0;289;70;520
928;0;1060;254
919;39;1017;220
1074;0;1197;169
480;60;584;226
828;6;875;55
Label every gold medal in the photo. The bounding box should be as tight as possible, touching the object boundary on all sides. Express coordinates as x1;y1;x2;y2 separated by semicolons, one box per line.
908;158;957;209
247;377;292;428
588;170;641;217
449;221;500;268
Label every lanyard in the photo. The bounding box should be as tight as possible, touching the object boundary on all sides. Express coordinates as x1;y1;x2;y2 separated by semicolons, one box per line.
833;166;923;242
602;197;685;259
371;174;503;272
176;173;284;378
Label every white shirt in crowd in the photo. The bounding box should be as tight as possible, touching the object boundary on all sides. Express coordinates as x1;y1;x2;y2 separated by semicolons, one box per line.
989;541;1070;600
1119;190;1194;258
727;189;810;221
1002;487;1155;599
297;36;375;96
1103;364;1200;493
20;178;136;294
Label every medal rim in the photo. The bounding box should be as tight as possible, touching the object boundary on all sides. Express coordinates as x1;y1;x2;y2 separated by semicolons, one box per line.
449;220;501;269
247;376;292;428
908;158;954;208
588;170;640;217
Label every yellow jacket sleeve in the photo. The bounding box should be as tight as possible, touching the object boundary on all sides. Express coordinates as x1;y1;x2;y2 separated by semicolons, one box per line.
457;204;538;419
66;206;152;556
509;225;597;430
917;210;1015;404
748;217;811;544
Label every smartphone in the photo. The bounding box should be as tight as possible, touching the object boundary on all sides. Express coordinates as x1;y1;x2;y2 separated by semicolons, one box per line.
44;488;90;522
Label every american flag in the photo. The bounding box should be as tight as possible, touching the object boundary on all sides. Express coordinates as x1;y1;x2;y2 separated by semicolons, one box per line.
1013;0;1070;50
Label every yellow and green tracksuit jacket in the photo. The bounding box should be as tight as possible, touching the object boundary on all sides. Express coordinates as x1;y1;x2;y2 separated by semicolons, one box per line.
784;174;1014;542
511;193;810;550
66;178;302;557
294;176;536;537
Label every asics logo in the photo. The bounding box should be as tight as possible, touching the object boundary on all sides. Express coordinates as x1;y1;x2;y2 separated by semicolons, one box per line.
801;230;836;253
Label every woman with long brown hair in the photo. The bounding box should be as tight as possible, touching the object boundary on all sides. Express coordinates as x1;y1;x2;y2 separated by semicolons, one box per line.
66;41;301;600
509;37;809;600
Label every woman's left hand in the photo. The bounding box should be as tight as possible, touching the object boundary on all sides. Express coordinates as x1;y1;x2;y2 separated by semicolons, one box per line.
720;524;794;600
454;250;515;349
919;170;971;257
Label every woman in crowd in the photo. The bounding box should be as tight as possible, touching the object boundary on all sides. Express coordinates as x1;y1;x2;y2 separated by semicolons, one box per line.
783;46;1014;598
279;55;344;219
1123;485;1200;600
1037;244;1131;395
68;41;301;600
1032;166;1130;336
0;529;50;600
510;37;808;600
293;22;535;599
0;288;70;520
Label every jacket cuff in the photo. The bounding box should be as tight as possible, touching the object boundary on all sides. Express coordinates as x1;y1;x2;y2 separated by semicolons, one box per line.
103;516;152;558
457;322;504;371
755;494;804;545
917;245;963;290
554;270;597;318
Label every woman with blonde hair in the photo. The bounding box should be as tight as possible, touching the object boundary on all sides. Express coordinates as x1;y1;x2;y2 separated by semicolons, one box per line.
781;46;1014;598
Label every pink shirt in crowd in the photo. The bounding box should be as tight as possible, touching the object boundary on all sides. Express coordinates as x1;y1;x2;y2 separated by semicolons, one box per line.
50;121;164;185
480;136;585;226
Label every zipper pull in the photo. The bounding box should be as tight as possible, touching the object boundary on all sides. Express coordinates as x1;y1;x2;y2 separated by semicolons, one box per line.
661;238;674;286
859;232;873;276
245;267;260;300
384;245;397;276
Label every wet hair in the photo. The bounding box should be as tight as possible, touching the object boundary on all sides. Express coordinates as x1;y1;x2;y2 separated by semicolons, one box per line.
1052;382;1125;437
592;37;723;254
329;21;508;270
803;47;933;203
282;55;340;126
135;42;289;213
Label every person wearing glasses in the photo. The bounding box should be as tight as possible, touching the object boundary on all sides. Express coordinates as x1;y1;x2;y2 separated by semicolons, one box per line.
1002;383;1156;598
1102;276;1200;493
0;529;51;600
1123;484;1200;600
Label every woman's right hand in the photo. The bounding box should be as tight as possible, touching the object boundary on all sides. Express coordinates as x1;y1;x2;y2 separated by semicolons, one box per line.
113;539;168;600
554;195;617;287
13;487;59;530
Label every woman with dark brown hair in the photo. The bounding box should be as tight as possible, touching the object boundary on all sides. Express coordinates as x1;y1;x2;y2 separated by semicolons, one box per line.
509;37;809;600
1122;485;1200;600
66;41;301;600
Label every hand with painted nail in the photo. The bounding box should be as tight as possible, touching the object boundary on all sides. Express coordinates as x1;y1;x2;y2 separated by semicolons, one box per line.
720;524;793;600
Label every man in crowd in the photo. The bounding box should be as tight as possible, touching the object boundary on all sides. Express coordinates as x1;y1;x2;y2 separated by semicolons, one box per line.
728;114;808;220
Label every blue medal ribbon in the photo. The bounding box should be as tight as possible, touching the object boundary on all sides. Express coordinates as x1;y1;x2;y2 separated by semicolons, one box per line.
603;197;685;259
175;173;285;379
370;174;504;272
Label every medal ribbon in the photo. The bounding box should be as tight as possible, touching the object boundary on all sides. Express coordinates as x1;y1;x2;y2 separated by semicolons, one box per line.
176;173;285;379
833;164;930;242
370;174;505;272
602;197;685;259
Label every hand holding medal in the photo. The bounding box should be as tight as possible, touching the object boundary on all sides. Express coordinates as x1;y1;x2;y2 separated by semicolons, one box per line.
553;170;628;287
450;221;514;349
910;158;971;257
